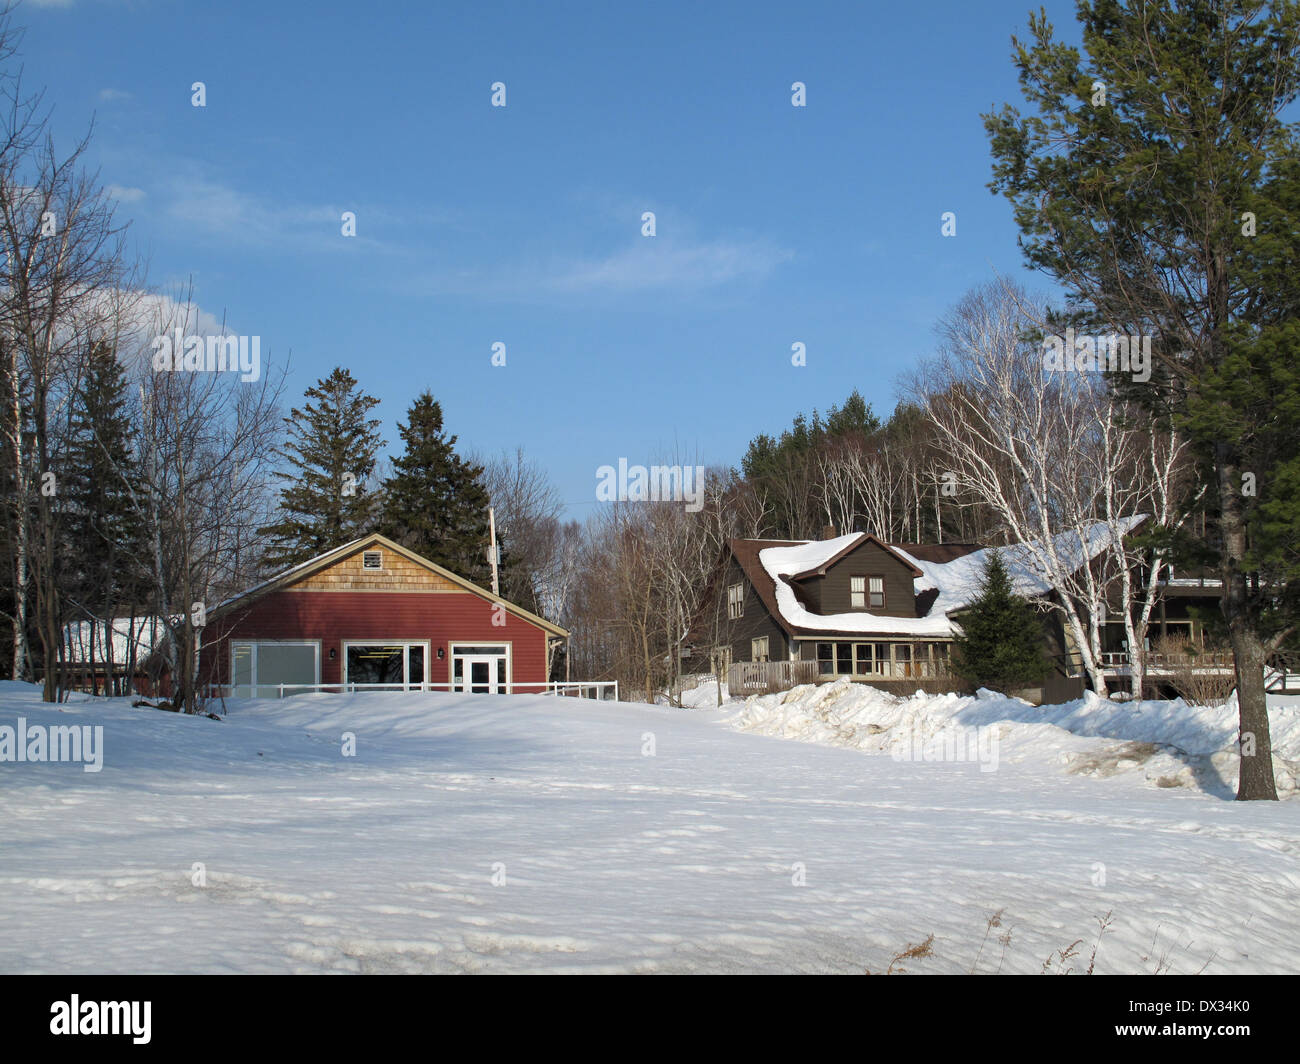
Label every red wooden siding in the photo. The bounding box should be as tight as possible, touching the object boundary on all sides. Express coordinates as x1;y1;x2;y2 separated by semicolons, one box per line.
200;589;551;690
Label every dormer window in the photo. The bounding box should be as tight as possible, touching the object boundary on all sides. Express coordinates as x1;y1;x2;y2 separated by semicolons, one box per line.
869;575;885;609
851;575;884;610
362;550;383;571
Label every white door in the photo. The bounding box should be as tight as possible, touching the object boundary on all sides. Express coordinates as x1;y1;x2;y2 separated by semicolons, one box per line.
452;645;511;693
460;655;500;694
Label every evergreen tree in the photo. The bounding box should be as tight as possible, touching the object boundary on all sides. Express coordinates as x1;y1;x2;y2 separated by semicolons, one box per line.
741;390;882;537
379;392;492;584
62;343;147;686
260;367;384;570
824;389;882;438
950;553;1048;694
984;0;1300;798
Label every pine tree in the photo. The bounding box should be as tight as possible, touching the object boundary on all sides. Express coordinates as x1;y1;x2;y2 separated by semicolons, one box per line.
950;553;1048;694
824;389;881;438
259;368;384;570
62;342;147;688
379;392;492;584
984;0;1300;797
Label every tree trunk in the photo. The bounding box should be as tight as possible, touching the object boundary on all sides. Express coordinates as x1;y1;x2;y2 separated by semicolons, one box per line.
8;373;29;682
1228;622;1276;801
1217;447;1277;800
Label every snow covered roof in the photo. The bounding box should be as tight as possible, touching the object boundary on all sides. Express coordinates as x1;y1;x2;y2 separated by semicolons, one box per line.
752;518;1146;639
62;616;168;664
782;533;922;581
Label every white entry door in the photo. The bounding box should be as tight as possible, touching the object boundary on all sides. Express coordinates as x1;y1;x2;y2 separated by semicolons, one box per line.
462;656;500;694
452;644;511;693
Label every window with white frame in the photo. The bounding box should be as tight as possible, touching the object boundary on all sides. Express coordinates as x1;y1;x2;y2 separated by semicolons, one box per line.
751;636;769;662
727;582;744;619
343;641;428;689
231;640;320;698
850;575;866;609
869;575;885;609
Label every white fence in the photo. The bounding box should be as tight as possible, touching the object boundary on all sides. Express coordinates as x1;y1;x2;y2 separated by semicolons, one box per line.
205;680;619;701
279;680;618;700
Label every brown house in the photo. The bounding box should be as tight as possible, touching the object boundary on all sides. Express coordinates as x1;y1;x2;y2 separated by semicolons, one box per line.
700;523;1226;704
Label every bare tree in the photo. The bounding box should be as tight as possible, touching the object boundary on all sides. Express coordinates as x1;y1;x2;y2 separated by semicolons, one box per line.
913;281;1193;698
122;288;285;712
0;115;130;698
477;446;565;618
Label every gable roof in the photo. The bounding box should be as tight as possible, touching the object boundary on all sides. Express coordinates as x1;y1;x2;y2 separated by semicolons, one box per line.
760;538;956;637
211;533;569;638
785;532;924;581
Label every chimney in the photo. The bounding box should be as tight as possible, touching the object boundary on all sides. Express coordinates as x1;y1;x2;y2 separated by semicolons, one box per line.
821;524;838;540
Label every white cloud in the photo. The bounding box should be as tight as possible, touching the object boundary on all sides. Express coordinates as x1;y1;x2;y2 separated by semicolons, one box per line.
159;173;397;254
98;88;132;102
107;184;145;203
24;286;241;380
548;237;792;293
420;234;792;302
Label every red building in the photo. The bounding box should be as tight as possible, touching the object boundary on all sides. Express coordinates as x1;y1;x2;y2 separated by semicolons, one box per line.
201;534;569;697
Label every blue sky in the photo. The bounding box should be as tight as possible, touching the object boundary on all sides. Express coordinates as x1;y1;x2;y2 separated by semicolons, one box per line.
26;0;1081;517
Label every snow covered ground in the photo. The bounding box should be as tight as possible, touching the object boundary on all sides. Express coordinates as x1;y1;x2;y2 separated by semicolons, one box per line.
2;678;1299;974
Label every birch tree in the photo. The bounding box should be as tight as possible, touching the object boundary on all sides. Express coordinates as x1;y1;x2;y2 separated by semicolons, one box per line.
915;281;1192;699
127;291;285;712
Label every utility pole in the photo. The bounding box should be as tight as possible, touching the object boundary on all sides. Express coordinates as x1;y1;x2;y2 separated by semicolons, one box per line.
487;506;500;596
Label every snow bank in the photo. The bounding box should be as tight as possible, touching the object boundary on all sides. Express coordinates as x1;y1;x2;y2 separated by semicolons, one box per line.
724;678;1300;797
670;678;730;710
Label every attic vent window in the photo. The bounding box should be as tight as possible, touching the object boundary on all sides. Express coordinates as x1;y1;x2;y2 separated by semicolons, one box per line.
362;551;383;571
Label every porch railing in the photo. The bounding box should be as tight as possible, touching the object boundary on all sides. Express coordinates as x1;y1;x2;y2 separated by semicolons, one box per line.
1100;650;1235;671
1095;651;1300;693
726;660;820;694
1266;651;1300;694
